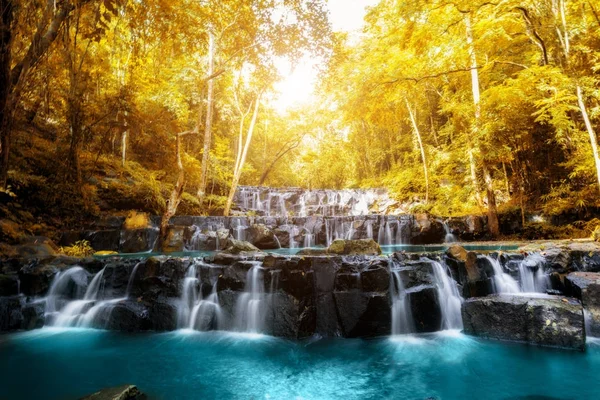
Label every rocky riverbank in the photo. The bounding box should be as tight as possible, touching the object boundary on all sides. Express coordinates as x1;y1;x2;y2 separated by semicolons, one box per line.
2;238;600;350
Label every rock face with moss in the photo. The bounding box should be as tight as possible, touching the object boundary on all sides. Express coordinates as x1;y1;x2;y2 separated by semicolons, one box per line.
462;294;585;350
327;239;381;256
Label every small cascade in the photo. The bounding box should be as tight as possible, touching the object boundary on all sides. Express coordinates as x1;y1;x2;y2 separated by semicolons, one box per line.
269;270;281;294
52;267;121;328
377;221;385;245
366;221;374;240
430;260;463;330
384;221;394;246
233;218;247;241
177;265;199;328
235;262;265;333
303;231;315;248
233;186;390;217
45;267;87;314
189;281;222;331
518;253;549;293
389;262;415;335
442;220;457;243
126;262;142;298
289;225;300;249
486;256;521;294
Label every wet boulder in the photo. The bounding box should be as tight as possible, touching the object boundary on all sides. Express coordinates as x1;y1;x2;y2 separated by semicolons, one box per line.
565;272;600;336
462;294;585;350
120;228;159;253
360;259;390;292
327;239;381;256
21;302;45;330
221;239;263;255
333;292;391;337
99;300;150;331
0;295;24;331
0;274;19;296
407;285;441;332
410;214;445;244
247;224;279;249
161;226;186;253
85;230;121;252
79;384;147;400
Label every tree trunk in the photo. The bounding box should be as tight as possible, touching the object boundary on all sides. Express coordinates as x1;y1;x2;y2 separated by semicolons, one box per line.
198;30;215;199
160;133;186;242
466;13;498;232
465;14;484;208
224;94;261;216
483;163;500;237
0;0;13;188
577;85;600;194
405;98;429;203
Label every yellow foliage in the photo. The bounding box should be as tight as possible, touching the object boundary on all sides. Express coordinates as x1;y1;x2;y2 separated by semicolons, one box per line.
124;211;150;230
60;240;95;257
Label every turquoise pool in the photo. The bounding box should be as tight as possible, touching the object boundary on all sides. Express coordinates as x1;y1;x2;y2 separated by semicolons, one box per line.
0;329;598;400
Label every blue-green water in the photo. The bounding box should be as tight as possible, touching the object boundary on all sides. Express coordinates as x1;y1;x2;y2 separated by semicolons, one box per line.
0;330;599;400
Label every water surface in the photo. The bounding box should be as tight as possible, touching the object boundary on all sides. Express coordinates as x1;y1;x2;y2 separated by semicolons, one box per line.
0;329;597;400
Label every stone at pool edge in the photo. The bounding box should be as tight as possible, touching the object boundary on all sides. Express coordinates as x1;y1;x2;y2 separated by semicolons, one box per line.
461;294;585;351
78;384;146;400
326;239;382;256
565;271;600;336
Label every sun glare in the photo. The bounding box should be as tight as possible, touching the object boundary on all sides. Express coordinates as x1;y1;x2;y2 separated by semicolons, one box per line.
272;0;378;113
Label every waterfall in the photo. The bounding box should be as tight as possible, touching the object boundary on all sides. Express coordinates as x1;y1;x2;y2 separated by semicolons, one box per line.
485;256;521;294
518;253;549;293
177;262;223;331
377;220;385;245
189;281;222;331
389;262;415;335
126;262;142;298
45;266;86;315
303;232;315;248
442;220;457;243
269;270;281;294
384;221;393;246
177;265;199;328
235;262;265;333
289;226;299;249
232;186;390;217
430;260;463;330
366;221;373;240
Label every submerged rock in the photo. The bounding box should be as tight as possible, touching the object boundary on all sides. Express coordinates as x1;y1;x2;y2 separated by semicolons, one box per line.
79;384;146;400
462;294;585;350
327;239;381;255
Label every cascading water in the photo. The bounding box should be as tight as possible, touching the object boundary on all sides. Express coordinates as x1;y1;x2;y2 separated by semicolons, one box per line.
177;265;199;328
485;256;521;294
442;220;457;243
235;262;265;333
389;261;415;335
126;262;141;298
178;262;223;331
189;281;222;331
518;253;549;293
430;260;463;330
366;221;374;240
44;267;87;315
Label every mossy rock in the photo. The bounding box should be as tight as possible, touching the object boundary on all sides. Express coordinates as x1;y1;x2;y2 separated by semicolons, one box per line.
327;239;381;256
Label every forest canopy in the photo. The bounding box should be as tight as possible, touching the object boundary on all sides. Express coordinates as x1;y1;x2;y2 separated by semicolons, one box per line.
0;0;599;237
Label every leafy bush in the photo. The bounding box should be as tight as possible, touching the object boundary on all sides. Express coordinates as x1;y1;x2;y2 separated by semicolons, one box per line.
60;240;95;257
